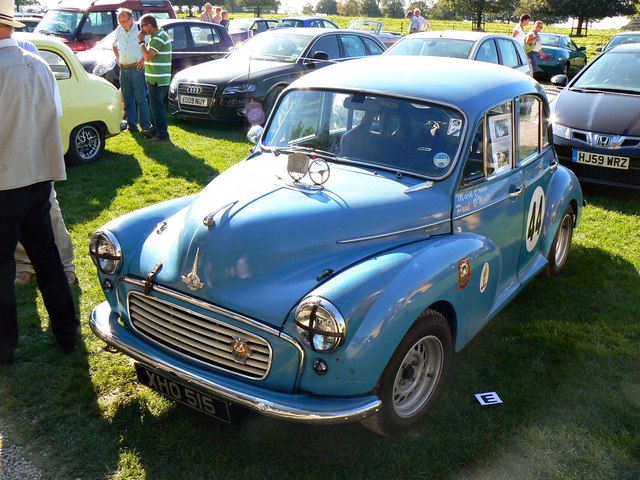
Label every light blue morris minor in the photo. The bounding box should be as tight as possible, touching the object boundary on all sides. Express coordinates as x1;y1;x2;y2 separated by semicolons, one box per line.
89;56;584;436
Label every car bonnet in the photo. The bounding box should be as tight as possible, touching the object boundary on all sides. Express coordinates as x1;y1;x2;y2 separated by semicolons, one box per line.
129;155;452;328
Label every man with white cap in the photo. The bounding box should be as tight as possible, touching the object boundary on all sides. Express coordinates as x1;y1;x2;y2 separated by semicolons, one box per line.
0;0;80;366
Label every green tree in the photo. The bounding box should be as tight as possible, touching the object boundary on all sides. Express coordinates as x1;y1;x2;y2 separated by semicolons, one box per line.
316;0;339;13
302;2;315;13
361;0;382;16
382;0;406;17
434;0;514;27
338;0;362;15
237;0;281;14
521;0;637;35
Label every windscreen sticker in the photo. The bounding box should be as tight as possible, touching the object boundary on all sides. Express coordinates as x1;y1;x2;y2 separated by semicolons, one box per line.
526;186;546;252
433;152;451;169
479;262;490;293
447;118;462;136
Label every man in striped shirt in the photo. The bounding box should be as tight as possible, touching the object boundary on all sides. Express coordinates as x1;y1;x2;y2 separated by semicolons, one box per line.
138;14;172;141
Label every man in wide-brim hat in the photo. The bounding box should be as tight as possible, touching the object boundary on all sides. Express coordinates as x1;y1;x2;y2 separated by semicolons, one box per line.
0;0;24;28
0;0;80;366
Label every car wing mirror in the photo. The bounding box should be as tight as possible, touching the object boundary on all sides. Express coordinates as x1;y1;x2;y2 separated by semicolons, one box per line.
305;51;330;69
550;74;568;87
247;124;263;145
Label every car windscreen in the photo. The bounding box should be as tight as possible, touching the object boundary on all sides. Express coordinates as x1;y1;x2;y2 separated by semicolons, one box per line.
540;34;560;47
385;38;473;59
262;89;465;179
228;18;252;32
607;34;640;50
35;9;82;37
572;51;640;93
228;33;310;63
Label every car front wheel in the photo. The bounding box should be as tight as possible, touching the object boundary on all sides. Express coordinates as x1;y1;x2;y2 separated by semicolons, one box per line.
65;123;105;165
545;205;575;276
360;310;452;436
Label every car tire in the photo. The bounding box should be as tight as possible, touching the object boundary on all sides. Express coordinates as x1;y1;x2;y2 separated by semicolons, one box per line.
65;123;105;165
545;205;575;276
360;310;452;436
263;86;285;122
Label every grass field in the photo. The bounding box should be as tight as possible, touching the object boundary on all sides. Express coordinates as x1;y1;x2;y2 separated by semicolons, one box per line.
1;22;639;479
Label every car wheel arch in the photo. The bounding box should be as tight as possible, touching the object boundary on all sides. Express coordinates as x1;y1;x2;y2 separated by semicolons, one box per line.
64;121;106;165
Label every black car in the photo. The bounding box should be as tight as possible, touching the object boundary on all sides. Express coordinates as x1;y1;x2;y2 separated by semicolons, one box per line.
76;19;234;87
168;28;386;124
550;43;640;189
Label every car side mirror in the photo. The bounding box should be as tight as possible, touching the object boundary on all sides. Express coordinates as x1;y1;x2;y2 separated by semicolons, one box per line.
305;51;330;69
550;74;568;87
247;125;263;145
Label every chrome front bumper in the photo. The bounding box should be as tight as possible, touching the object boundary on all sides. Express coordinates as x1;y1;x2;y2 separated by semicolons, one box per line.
90;301;381;424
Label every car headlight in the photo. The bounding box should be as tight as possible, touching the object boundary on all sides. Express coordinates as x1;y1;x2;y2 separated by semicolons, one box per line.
295;296;346;352
93;60;116;78
89;230;122;274
223;83;256;95
552;123;572;140
169;77;179;95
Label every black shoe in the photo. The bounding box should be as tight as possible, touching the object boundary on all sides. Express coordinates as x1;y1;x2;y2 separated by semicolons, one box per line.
0;351;15;366
141;129;155;139
127;126;140;133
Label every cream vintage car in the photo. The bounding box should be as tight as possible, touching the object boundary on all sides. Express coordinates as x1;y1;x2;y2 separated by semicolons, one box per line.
16;33;125;164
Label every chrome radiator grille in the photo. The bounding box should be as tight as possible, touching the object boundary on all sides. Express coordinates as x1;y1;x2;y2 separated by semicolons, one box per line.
128;293;272;379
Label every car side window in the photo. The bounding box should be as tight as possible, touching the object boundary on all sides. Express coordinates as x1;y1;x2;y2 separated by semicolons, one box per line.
518;95;548;163
310;35;340;60
82;11;115;39
475;39;499;64
340;34;367;58
461;122;486;185
496;38;519;68
191;25;221;48
361;36;384;55
486;101;514;177
40;49;71;80
168;25;187;51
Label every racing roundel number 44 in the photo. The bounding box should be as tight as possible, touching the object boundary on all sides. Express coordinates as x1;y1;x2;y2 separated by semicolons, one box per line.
526;186;545;252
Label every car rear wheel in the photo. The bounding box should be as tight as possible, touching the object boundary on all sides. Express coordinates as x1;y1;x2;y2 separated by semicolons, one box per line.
360;310;452;436
65;123;105;165
545;205;575;276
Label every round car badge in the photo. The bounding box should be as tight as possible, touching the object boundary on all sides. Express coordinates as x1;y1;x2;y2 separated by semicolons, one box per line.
479;262;490;293
433;152;451;169
287;152;309;182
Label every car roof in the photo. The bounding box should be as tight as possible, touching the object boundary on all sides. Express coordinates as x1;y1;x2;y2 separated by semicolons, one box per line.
281;16;329;20
288;56;544;117
402;30;504;41
260;27;345;38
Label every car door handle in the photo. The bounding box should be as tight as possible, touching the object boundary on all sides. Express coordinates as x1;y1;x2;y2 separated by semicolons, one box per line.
509;186;524;198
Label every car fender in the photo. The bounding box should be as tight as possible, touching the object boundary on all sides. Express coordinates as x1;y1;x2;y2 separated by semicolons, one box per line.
292;233;501;396
97;195;196;278
541;164;582;257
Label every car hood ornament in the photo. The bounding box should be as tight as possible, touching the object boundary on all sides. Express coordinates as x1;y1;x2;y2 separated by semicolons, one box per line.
181;248;204;291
